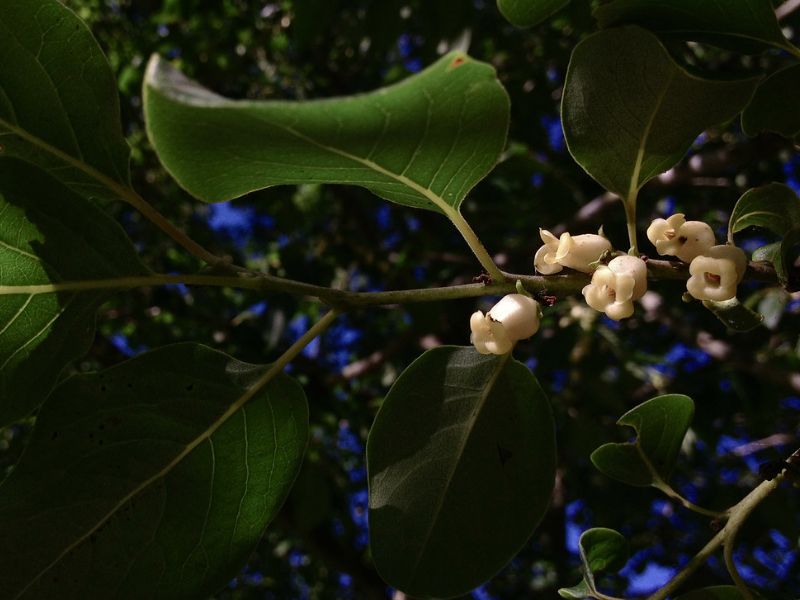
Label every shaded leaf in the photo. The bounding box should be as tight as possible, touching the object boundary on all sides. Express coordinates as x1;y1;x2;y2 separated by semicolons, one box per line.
497;0;569;28
558;579;592;599
557;528;628;598
742;64;800;141
703;298;764;332
729;183;800;238
676;585;762;600
144;52;509;215
595;0;791;53
0;159;147;425
591;394;694;486
0;0;130;200
0;343;308;599
562;26;758;200
367;347;555;599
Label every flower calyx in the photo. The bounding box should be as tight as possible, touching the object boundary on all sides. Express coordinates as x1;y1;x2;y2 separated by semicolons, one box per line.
582;255;648;320
686;244;747;302
470;293;541;355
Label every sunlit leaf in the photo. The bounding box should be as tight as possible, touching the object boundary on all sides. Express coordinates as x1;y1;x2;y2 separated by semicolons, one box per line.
0;0;131;200
562;26;758;201
591;394;694;486
0;160;147;425
0;343;308;599
144;52;509;216
367;346;555;598
497;0;569;27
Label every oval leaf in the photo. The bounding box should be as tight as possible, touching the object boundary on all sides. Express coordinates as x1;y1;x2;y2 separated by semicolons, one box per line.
144;52;509;215
729;183;800;238
497;0;569;28
702;298;764;332
595;0;791;53
367;346;556;599
0;160;147;425
743;64;800;142
591;394;694;486
0;0;131;200
0;343;308;599
562;26;758;200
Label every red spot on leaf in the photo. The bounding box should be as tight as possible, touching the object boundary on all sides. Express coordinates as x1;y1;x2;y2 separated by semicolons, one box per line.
451;56;466;68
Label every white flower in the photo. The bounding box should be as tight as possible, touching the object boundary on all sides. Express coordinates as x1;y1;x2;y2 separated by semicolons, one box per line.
534;229;611;274
646;213;715;262
582;255;648;321
686;245;747;302
470;294;541;355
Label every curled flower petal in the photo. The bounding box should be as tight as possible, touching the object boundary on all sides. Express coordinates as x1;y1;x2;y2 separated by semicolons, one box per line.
686;245;747;301
469;294;541;355
581;255;647;320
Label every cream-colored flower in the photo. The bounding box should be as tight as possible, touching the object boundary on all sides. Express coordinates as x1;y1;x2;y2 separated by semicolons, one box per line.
470;294;541;355
686;245;747;302
646;213;715;262
534;229;611;274
582;255;648;321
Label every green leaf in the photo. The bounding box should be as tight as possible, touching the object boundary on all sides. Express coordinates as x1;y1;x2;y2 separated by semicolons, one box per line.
0;343;308;599
0;0;131;200
497;0;569;27
594;0;791;53
676;585;761;600
591;394;694;487
562;26;758;200
557;528;628;598
0;159;147;425
729;183;800;238
143;51;509;215
743;65;800;142
702;298;764;332
367;347;555;599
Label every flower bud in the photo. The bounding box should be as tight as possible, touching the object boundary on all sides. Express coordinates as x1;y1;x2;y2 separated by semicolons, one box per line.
686;245;747;302
646;213;715;262
582;255;648;321
535;229;611;274
470;294;541;355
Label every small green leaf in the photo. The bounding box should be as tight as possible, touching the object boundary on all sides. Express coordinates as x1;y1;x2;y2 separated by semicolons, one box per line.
497;0;570;27
0;160;148;425
144;52;509;216
367;347;556;599
595;0;791;53
676;585;761;600
743;65;800;142
0;343;308;599
558;579;592;599
558;528;628;598
702;298;764;332
591;394;694;487
562;26;758;200
0;0;131;200
729;183;800;238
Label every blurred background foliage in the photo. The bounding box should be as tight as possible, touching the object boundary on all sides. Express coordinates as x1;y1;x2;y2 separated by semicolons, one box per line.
2;0;800;597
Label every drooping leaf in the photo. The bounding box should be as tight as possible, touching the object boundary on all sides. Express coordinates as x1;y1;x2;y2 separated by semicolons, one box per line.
497;0;569;28
0;343;308;599
591;394;694;487
0;159;148;425
0;0;131;200
562;26;758;201
676;585;762;600
702;298;764;332
143;52;509;216
742;65;800;142
595;0;792;53
558;528;628;598
367;346;556;599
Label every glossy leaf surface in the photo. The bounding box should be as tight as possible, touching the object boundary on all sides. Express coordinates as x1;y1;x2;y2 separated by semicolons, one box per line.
0;160;147;425
497;0;569;27
144;52;509;215
591;394;694;487
562;27;758;200
0;343;308;599
0;0;131;200
367;347;555;598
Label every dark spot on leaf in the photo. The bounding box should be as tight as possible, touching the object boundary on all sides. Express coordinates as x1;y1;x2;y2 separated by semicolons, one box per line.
98;439;104;446
497;444;513;466
100;385;107;392
451;56;466;68
89;534;97;543
89;432;94;439
99;424;105;430
50;431;59;441
186;382;194;392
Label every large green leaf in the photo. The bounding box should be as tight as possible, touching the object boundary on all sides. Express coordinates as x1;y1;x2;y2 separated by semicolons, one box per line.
562;26;758;201
367;346;556;599
0;159;147;426
594;0;792;53
0;343;308;599
558;528;629;598
497;0;569;27
729;183;800;238
0;0;130;200
742;65;800;142
591;394;694;487
143;52;509;215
